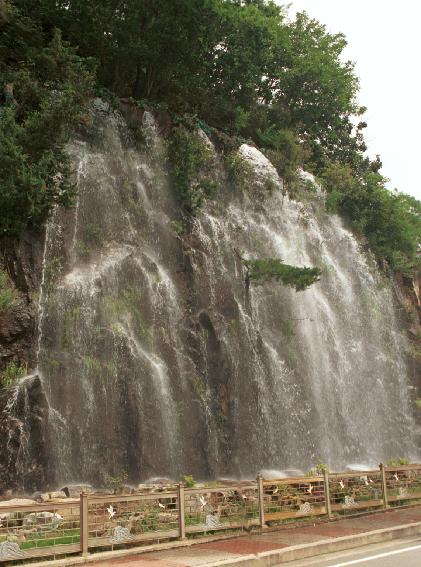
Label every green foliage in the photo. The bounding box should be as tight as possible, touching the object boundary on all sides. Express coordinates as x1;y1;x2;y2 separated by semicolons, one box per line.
0;360;26;389
167;126;215;213
225;151;254;188
258;127;307;185
103;471;128;493
322;162;421;276
170;219;186;236
0;2;94;236
183;474;196;488
77;223;104;260
307;462;329;475
243;258;321;291
386;458;410;467
315;462;329;474
407;344;421;363
6;0;419;278
82;355;102;376
0;270;18;314
83;223;104;246
415;399;421;410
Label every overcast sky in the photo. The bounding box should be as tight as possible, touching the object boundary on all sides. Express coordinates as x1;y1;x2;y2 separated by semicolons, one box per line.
281;0;421;201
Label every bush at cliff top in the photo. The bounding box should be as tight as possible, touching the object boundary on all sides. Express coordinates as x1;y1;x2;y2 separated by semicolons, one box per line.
0;3;94;236
322;162;421;277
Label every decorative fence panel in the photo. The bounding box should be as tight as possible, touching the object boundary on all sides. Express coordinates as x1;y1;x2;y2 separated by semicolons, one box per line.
263;476;326;523
2;464;421;563
87;492;180;549
0;501;80;562
328;470;384;515
184;485;260;534
385;465;421;504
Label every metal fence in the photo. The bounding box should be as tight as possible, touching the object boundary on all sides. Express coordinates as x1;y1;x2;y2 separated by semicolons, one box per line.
1;464;421;563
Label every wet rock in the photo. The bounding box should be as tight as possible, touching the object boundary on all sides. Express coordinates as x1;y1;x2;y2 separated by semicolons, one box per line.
61;484;93;497
35;491;67;502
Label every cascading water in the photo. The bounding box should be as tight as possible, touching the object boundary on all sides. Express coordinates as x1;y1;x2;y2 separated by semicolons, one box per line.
4;101;419;488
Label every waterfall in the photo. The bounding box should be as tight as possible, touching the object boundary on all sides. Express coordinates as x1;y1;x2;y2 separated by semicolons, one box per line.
5;103;419;488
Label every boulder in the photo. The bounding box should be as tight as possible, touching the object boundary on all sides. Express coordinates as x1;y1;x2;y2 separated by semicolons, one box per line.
61;484;93;498
34;491;67;502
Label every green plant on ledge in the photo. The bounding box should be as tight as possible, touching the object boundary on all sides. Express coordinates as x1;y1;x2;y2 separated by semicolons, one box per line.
0;361;27;389
242;257;321;291
387;458;410;467
183;474;196;488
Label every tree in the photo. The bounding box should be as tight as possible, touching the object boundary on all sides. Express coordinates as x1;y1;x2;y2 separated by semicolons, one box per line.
0;2;94;235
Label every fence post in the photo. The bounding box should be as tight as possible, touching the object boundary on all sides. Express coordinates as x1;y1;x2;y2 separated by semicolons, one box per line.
380;463;389;509
80;491;89;557
178;483;186;540
323;469;332;518
257;474;266;528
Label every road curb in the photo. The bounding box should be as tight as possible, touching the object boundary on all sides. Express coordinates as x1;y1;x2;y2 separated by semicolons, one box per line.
203;521;421;566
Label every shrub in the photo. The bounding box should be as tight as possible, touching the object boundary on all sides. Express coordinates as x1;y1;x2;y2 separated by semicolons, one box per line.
104;471;128;493
83;223;104;246
387;458;410;467
243;258;321;291
167;126;215;213
225;151;253;187
183;474;196;488
0;361;26;389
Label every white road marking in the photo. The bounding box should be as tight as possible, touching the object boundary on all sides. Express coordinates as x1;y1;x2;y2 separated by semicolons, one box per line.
330;543;421;566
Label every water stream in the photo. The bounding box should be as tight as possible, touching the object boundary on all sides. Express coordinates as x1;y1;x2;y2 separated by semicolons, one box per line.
4;103;419;487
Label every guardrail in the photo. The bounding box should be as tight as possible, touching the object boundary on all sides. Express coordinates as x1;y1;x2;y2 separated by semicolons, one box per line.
1;463;421;563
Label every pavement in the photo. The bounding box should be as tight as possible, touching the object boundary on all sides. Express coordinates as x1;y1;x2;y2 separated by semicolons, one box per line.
283;536;421;566
87;506;421;567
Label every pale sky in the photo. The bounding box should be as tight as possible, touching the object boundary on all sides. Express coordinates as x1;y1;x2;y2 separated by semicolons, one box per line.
282;0;421;201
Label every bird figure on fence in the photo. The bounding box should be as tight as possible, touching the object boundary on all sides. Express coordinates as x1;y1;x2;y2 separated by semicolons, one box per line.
393;473;399;482
273;487;279;494
339;480;345;490
158;501;166;509
369;478;374;484
199;496;207;510
306;484;313;494
107;505;116;520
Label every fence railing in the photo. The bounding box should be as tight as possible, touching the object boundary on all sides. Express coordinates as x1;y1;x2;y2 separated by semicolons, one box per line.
1;463;421;563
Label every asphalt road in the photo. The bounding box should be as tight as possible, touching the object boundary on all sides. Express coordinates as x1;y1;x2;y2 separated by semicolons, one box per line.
282;537;421;566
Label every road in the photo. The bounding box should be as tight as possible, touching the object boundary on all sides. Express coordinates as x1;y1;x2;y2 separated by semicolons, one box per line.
283;536;421;566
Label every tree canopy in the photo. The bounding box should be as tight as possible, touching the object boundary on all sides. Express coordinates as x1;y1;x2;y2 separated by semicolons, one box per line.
1;0;419;276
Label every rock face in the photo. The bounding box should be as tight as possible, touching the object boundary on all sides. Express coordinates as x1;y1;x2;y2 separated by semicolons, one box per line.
0;103;420;493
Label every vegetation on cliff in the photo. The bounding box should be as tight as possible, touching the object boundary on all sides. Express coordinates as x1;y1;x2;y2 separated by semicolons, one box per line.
243;258;322;291
0;0;420;278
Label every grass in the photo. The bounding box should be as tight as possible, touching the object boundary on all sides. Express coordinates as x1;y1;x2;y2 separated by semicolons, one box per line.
21;529;80;550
